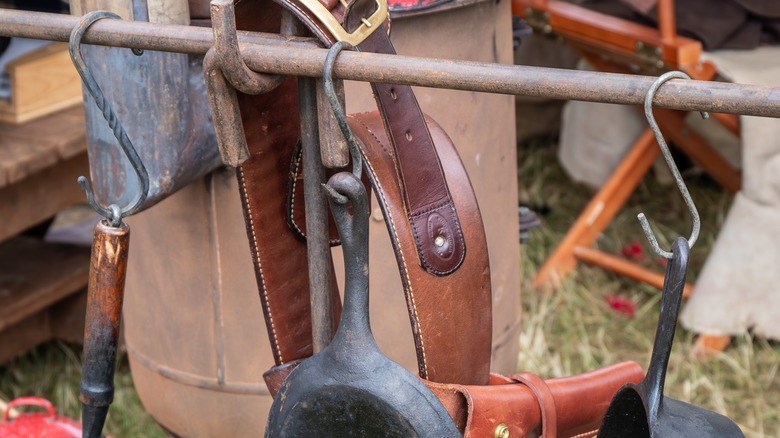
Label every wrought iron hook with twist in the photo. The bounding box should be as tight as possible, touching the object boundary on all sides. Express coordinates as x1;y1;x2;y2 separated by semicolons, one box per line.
637;71;706;259
69;10;149;227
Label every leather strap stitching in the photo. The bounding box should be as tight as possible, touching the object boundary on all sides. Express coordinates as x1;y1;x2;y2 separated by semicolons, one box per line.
287;147;341;245
237;167;284;363
570;429;599;438
353;115;429;377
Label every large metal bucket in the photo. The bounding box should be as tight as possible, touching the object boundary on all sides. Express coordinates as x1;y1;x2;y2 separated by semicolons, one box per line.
123;2;520;436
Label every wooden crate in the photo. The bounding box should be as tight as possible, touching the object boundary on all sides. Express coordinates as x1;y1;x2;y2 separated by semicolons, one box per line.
0;42;83;125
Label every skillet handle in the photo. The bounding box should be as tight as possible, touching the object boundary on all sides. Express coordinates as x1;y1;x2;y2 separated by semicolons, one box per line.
642;236;689;421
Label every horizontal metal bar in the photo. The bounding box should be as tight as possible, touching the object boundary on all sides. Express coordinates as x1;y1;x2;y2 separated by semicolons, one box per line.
2;9;779;118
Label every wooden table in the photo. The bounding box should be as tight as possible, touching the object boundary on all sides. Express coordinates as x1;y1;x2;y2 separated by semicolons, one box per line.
0;106;91;363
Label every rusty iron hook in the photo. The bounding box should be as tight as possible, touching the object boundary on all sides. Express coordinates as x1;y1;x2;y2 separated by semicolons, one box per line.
69;10;149;227
210;0;283;95
637;71;706;259
323;41;362;180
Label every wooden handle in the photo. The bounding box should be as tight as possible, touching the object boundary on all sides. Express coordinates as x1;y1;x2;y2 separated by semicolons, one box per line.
80;220;130;438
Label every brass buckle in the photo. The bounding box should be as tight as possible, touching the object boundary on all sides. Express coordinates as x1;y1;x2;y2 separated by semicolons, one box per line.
298;0;388;46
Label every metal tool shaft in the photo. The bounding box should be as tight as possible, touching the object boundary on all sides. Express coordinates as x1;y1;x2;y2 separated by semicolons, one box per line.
2;9;780;118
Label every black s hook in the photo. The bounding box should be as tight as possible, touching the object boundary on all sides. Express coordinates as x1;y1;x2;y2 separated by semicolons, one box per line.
69;10;150;227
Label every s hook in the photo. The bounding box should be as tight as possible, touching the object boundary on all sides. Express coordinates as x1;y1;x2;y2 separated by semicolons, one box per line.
70;10;149;227
323;41;362;181
637;71;706;259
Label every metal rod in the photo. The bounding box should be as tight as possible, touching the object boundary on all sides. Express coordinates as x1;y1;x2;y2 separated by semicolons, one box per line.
300;76;335;352
1;9;780;117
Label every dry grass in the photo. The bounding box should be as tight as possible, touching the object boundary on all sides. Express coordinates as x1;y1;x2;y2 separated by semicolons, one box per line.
517;137;780;438
0;344;165;437
0;136;777;437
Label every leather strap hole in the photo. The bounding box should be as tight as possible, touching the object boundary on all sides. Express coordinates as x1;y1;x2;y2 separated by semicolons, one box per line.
389;88;397;100
405;130;413;141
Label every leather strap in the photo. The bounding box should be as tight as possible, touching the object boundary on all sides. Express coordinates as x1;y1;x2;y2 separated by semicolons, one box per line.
425;361;644;438
355;28;466;276
513;372;557;438
276;0;466;275
349;111;492;384
234;0;344;365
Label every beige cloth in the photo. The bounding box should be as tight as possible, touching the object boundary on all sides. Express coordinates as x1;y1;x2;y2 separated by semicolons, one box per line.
681;47;780;340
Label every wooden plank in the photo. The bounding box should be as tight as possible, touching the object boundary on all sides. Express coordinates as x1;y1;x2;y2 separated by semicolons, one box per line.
0;289;87;365
0;43;83;123
0;310;51;365
70;0;134;19
0;153;89;242
0;107;87;187
0;237;90;332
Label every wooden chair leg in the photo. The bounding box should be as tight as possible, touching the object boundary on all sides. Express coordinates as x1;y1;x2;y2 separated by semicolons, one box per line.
655;109;741;193
692;334;732;359
710;112;740;137
534;128;660;288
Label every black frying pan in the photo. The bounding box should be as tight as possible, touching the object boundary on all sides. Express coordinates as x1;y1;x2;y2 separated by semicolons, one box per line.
265;172;460;437
599;237;744;438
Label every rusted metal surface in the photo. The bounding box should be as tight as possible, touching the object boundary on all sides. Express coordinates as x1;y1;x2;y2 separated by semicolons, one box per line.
80;220;130;438
300;76;335;353
1;9;779;118
210;0;283;95
316;78;349;168
203;48;251;166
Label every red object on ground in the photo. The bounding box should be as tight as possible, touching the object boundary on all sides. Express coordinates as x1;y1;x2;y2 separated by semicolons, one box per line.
604;294;637;318
0;397;82;438
620;241;645;262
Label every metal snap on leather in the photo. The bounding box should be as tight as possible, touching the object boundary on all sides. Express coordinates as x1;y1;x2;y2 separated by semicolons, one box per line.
494;422;510;438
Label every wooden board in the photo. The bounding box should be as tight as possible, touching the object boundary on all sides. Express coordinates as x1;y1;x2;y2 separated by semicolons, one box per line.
0;290;88;365
0;43;84;124
0;106;87;187
0;236;90;333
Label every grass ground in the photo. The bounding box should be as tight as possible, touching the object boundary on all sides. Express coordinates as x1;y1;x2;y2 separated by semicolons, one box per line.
0;137;778;437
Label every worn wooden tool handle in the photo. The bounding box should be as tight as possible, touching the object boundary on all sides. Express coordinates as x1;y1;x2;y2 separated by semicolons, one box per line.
80;219;130;438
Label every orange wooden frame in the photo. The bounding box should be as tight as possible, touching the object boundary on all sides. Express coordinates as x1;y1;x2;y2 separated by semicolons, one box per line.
514;0;738;353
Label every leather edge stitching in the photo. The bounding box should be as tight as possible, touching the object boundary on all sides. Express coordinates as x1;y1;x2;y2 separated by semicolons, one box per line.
238;167;284;364
353;116;430;377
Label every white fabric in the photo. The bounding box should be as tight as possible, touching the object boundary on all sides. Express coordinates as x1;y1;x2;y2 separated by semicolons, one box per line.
681;47;780;340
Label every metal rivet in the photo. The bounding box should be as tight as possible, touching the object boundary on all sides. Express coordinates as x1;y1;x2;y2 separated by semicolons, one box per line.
494;423;510;438
434;236;445;247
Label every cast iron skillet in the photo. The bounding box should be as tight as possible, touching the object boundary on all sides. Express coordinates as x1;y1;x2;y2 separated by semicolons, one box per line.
265;172;460;437
599;237;744;438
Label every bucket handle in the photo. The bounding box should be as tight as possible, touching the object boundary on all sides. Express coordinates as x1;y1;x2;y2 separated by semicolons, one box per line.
3;397;56;422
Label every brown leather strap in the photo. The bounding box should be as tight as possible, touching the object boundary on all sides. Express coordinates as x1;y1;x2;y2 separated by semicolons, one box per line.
424;361;644;438
513;372;557;438
233;0;345;365
355;29;466;275
349;111;492;384
275;0;466;275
